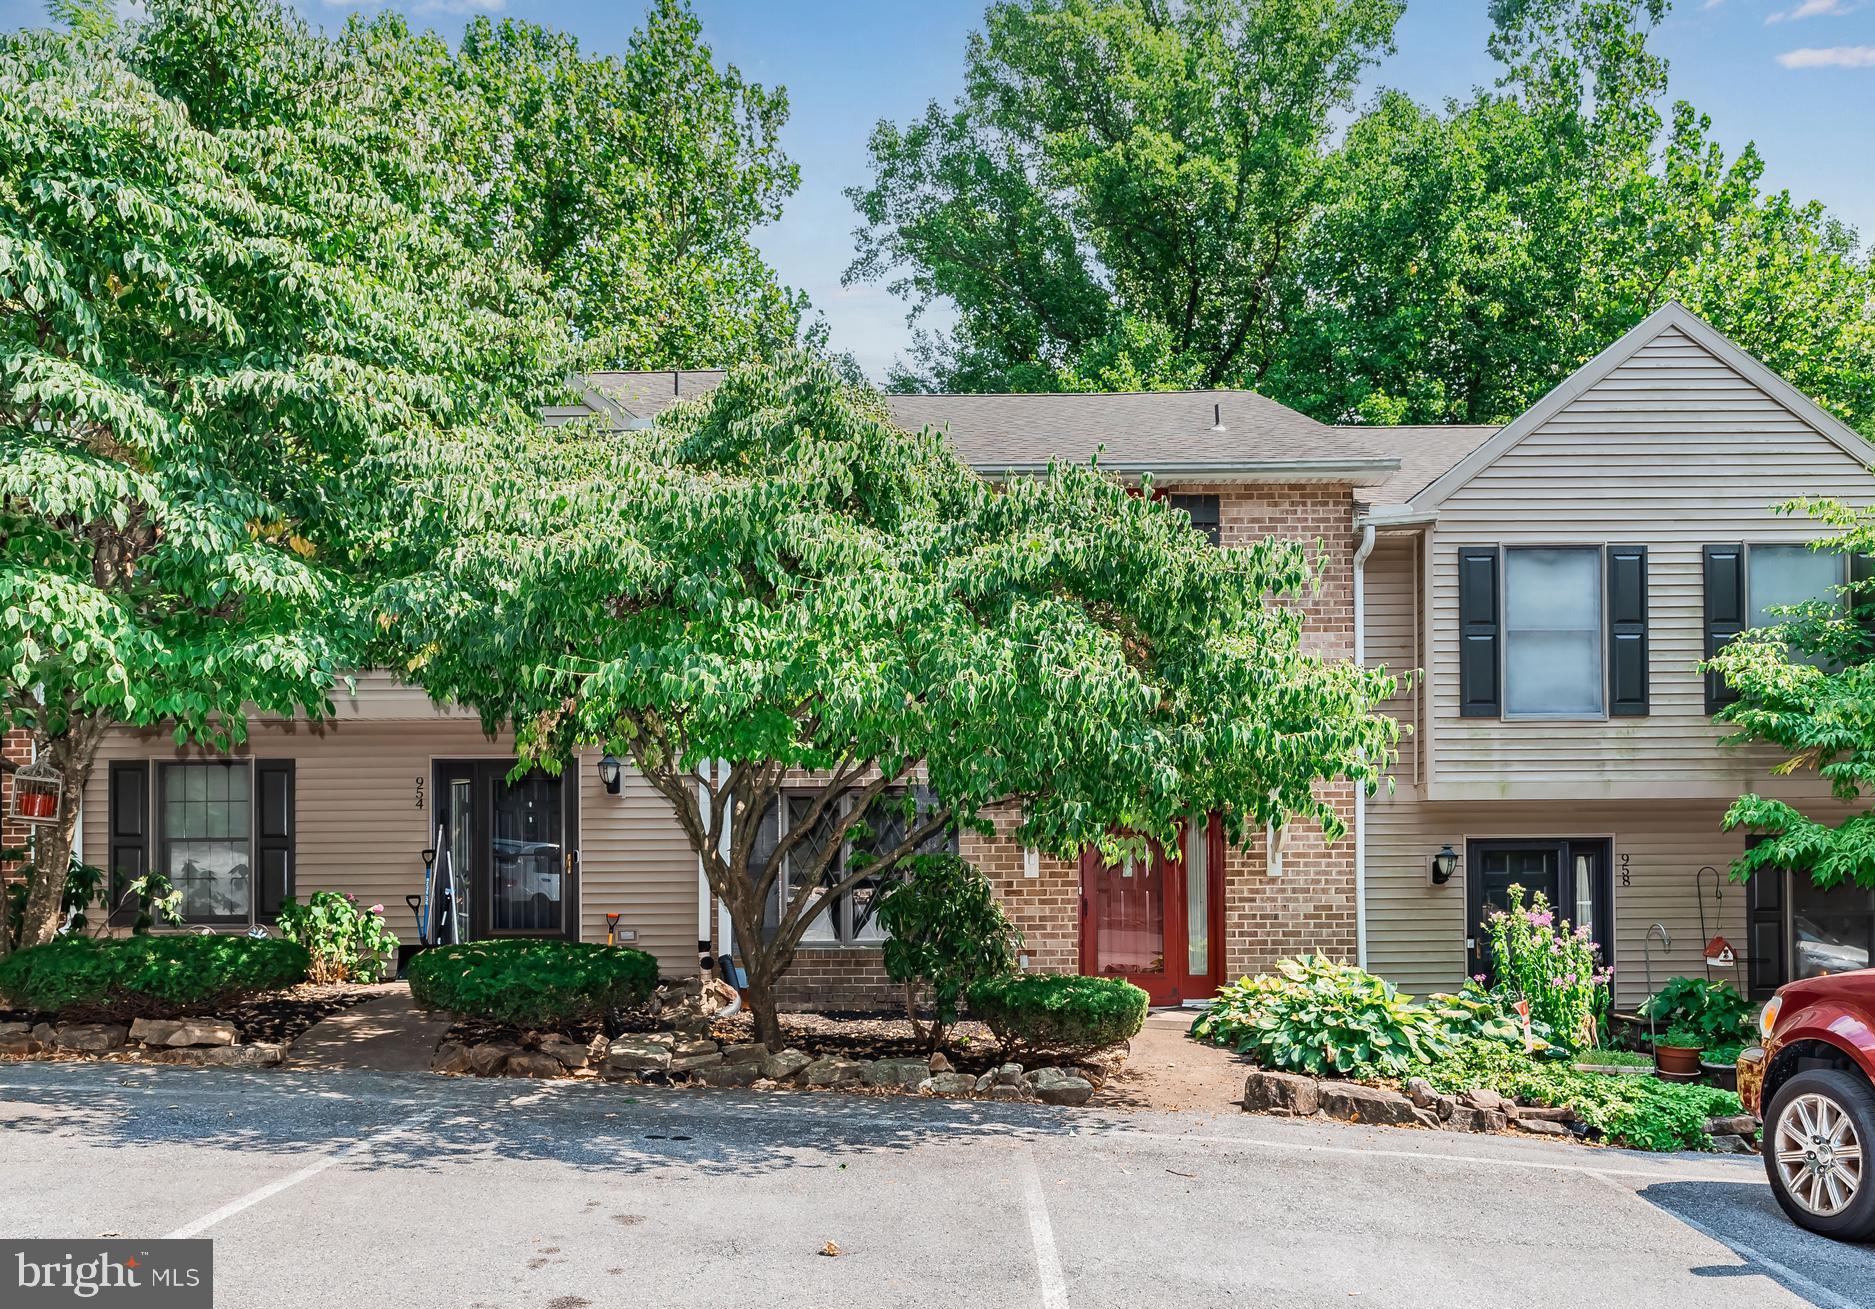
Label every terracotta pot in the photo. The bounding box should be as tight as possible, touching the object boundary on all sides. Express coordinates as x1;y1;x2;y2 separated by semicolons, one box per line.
1654;1043;1702;1077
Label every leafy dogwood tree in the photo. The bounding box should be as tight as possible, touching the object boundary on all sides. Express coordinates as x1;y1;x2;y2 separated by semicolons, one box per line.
1709;503;1875;888
372;353;1399;1048
0;0;567;946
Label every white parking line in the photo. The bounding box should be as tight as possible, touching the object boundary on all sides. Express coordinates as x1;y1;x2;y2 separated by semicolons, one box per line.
164;1111;434;1239
1585;1170;1867;1309
1017;1143;1070;1309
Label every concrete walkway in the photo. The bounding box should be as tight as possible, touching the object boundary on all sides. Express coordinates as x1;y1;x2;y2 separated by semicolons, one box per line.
288;983;454;1074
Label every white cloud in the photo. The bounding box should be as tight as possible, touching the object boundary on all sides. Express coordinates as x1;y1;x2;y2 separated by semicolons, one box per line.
413;0;505;12
1767;0;1861;22
1776;43;1875;65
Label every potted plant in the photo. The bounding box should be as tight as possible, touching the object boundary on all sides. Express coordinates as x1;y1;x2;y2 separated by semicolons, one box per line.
1700;1040;1745;1091
1653;1024;1704;1080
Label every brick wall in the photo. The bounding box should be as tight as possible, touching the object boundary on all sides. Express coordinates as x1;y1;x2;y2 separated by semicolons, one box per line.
2;729;31;875
756;481;1363;1010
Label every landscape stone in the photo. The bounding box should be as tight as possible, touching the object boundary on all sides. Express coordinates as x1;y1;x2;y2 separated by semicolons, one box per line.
928;1052;954;1074
759;1049;812;1081
918;1072;978;1097
607;1041;673;1074
55;1023;128;1054
803;1056;867;1088
146;1047;208;1065
469;1042;521;1076
0;1031;42;1056
1412;1107;1442;1130
1708;1133;1756;1154
1513;1117;1570;1137
1318;1083;1417;1127
505;1052;566;1078
721;1042;766;1065
695;1060;765;1087
200;1043;286;1068
1705;1115;1759;1137
540;1039;589;1071
1445;1106;1509;1133
163;1018;238;1048
1405;1077;1438;1109
130;1018;184;1046
673;1037;720;1059
432;1042;473;1074
1508;1104;1575;1123
988;1083;1027;1101
1243;1069;1321;1117
974;1072;994;1092
1433;1094;1457;1121
0;1021;26;1036
32;1022;55;1045
993;1062;1026;1087
1030;1068;1095;1106
864;1058;933;1090
669;1051;723;1073
1459;1088;1504;1112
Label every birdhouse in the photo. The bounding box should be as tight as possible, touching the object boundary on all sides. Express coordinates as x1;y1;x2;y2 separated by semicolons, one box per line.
9;757;63;825
1704;935;1735;968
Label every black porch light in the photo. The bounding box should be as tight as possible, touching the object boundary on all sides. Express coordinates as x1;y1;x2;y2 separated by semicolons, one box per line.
1430;844;1459;885
597;753;623;795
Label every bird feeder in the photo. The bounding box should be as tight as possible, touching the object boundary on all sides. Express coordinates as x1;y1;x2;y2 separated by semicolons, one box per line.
9;757;63;825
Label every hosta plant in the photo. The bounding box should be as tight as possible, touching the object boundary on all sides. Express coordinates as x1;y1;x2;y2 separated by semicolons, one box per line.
1426;979;1557;1054
1191;954;1449;1077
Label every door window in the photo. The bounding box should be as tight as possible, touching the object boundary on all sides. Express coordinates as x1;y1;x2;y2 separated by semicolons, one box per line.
489;771;565;934
1091;849;1165;978
1185;817;1210;978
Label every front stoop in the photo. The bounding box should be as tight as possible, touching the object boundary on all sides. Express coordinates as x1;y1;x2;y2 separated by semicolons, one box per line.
289;983;454;1074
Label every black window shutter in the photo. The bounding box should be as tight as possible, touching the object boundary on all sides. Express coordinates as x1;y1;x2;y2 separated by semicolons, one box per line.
1704;544;1745;712
1457;547;1501;718
106;761;149;927
1745;835;1786;999
255;760;295;919
1852;552;1875;636
1608;546;1649;716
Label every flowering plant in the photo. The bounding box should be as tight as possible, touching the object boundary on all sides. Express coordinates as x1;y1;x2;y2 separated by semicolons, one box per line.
276;891;400;983
1483;884;1609;1052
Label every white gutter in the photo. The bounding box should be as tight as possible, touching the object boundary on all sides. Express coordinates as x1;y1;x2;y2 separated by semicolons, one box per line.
1352;522;1377;969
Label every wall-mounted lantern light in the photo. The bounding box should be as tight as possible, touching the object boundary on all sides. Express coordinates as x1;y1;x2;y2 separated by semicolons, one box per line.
1430;844;1459;885
597;754;623;795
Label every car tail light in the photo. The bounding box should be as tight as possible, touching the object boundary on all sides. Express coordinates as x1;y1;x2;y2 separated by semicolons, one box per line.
1759;995;1783;1042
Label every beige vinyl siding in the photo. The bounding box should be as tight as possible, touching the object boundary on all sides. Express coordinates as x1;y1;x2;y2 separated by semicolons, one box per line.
1365;533;1420;787
1362;796;1819;1007
574;748;701;973
1425;325;1875;800
82;721;702;976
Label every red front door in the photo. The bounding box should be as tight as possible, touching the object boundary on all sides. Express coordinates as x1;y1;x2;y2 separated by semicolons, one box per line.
1079;817;1224;1005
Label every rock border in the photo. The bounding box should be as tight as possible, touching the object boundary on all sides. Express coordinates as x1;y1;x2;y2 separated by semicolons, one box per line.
432;1032;1100;1106
1244;1069;1760;1152
0;1017;285;1067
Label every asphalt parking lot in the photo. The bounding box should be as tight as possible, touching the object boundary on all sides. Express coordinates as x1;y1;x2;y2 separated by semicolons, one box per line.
2;1061;1871;1308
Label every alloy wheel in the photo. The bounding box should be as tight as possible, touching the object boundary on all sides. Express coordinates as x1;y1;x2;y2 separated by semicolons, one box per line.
1774;1092;1865;1217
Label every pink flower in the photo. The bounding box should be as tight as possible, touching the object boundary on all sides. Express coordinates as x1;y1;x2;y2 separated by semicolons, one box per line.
369;904;384;915
1530;909;1554;927
1471;974;1487;984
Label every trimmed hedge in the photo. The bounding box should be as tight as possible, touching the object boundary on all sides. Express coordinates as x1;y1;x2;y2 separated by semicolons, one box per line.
407;939;659;1028
0;935;310;1020
967;973;1148;1053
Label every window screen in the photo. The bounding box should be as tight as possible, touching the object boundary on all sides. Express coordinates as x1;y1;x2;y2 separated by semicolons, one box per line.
1504;548;1604;716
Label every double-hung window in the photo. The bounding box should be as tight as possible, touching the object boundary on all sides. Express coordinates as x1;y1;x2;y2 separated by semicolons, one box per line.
160;762;254;924
757;788;952;945
1503;547;1605;718
1705;543;1848;708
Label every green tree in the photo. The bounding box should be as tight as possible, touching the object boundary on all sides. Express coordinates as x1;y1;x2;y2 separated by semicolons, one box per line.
0;0;567;946
1271;0;1875;429
846;0;1404;392
1708;501;1875;890
369;353;1398;1048
876;853;1020;1050
348;1;816;371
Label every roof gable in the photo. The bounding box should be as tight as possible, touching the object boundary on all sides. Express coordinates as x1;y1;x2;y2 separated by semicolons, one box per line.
1413;302;1875;507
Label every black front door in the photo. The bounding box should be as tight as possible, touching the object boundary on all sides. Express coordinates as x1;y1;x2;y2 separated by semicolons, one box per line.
433;760;579;940
1467;839;1613;983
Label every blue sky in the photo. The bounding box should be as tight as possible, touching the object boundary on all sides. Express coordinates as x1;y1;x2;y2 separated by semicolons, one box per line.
8;1;1874;377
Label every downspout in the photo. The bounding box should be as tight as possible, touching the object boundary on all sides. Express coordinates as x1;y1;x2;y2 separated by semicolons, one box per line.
1352;522;1377;970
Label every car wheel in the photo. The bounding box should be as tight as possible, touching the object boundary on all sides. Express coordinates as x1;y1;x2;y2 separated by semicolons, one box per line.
1763;1068;1875;1241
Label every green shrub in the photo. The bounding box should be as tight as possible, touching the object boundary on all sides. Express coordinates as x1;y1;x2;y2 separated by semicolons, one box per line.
875;854;1020;1049
1574;1047;1653;1068
408;939;659;1028
1422;1038;1743;1151
0;934;309;1020
277;892;400;983
1191;954;1448;1077
1641;977;1754;1047
1658;1023;1705;1050
967;973;1147;1054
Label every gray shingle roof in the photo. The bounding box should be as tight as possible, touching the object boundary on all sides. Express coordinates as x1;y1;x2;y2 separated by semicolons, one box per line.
581;371;1495;500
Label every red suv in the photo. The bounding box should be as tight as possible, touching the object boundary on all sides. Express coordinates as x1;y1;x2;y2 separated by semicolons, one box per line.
1739;969;1875;1240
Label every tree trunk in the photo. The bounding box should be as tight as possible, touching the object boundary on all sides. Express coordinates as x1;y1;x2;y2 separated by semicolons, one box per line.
17;728;100;949
744;966;785;1051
